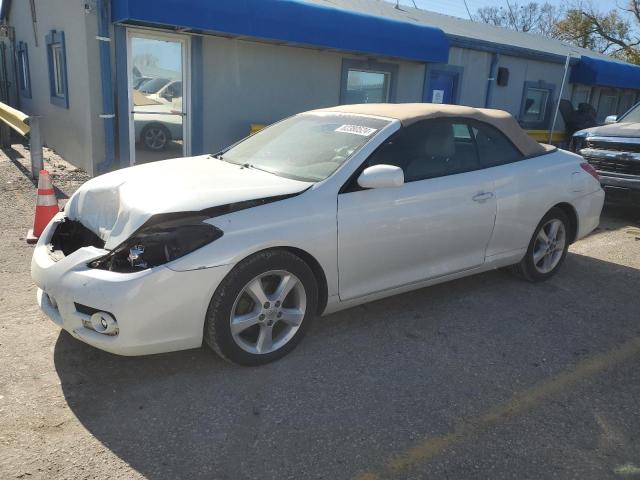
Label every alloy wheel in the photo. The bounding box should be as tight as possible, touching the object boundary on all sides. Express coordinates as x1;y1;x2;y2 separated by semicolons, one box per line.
144;127;168;150
230;270;307;354
532;219;566;274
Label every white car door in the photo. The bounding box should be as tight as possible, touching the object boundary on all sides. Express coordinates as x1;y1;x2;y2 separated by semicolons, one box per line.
467;121;545;258
337;119;497;301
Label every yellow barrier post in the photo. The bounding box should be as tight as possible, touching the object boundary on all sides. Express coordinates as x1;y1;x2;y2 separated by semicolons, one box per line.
0;101;41;179
0;101;30;136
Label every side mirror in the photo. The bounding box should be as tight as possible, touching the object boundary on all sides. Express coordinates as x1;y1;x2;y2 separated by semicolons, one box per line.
604;115;617;124
357;164;404;189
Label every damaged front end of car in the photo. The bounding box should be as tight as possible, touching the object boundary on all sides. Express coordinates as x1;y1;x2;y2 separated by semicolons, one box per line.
47;190;302;273
88;213;223;273
47;213;223;273
49;218;106;262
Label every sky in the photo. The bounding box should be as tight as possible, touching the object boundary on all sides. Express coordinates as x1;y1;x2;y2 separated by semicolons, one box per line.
391;0;629;20
132;37;182;73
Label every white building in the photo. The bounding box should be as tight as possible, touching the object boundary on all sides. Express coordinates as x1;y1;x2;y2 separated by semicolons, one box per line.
2;0;639;174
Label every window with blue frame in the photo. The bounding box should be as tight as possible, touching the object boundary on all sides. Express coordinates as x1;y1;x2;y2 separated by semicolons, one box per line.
519;81;555;129
17;41;31;98
45;30;69;108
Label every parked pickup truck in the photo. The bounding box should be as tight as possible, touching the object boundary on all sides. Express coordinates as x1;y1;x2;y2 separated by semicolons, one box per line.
572;103;640;204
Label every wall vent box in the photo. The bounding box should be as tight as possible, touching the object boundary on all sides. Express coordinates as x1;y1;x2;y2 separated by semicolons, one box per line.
497;67;509;86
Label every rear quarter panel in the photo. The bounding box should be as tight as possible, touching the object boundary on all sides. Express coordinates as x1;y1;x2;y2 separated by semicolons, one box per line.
486;149;600;258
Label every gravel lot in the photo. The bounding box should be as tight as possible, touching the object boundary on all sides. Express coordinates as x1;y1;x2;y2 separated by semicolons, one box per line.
1;144;640;480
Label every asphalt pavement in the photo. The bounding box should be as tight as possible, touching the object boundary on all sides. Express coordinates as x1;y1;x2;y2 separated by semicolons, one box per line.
1;145;640;479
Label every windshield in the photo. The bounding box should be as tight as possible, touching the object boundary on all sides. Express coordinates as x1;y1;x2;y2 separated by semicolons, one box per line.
139;78;170;94
221;113;390;181
133;77;149;90
620;103;640;123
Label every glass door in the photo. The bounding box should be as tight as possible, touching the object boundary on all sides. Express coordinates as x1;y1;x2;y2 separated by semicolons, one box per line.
128;30;189;165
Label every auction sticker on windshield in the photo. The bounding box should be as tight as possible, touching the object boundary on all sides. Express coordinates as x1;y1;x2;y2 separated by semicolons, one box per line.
335;125;377;136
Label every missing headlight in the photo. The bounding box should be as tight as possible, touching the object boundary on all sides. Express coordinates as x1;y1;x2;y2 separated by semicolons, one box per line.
89;213;223;272
50;219;105;257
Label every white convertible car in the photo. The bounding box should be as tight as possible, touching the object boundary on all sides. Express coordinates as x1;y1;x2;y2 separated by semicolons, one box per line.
32;104;604;365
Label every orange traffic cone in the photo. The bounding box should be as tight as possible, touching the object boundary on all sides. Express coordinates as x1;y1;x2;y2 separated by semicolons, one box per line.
26;170;59;244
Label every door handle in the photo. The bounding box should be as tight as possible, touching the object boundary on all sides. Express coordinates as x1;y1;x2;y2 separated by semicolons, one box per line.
131;111;186;116
472;191;495;203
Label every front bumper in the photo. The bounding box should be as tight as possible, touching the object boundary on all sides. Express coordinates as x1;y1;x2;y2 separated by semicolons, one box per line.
598;173;640;204
577;142;640;203
32;213;233;356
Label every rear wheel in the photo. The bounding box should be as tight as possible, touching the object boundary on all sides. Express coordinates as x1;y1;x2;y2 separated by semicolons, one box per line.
204;249;318;366
141;123;171;151
510;208;570;282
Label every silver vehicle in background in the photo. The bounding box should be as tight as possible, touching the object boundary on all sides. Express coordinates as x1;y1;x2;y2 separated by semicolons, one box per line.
572;102;640;204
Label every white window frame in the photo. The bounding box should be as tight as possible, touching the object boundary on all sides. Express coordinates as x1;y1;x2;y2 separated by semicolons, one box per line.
126;28;191;166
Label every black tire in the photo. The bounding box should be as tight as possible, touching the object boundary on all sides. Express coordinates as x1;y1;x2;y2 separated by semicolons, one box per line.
510;207;570;282
141;123;171;151
204;249;318;366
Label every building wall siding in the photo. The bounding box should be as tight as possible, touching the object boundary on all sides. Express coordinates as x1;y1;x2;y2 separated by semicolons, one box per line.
5;5;638;175
488;54;571;129
448;46;492;108
200;35;425;153
7;0;101;175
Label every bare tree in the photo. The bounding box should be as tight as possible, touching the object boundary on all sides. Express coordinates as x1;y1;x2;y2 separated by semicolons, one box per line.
475;0;640;63
132;53;159;68
475;1;563;36
555;1;639;62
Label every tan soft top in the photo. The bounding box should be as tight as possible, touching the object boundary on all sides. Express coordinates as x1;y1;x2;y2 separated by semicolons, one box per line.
311;103;547;157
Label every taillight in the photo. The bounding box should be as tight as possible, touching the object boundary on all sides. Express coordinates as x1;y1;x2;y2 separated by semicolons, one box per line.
580;162;600;181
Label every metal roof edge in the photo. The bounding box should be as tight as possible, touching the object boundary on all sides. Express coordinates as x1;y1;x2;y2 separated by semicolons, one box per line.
448;35;578;65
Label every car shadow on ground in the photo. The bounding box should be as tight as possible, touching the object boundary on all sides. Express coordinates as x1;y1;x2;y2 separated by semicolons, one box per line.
134;141;183;164
53;231;640;480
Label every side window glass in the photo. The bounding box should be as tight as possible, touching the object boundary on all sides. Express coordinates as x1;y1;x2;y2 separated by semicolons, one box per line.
472;123;524;168
366;122;426;175
366;120;481;182
450;122;479;173
172;82;183;98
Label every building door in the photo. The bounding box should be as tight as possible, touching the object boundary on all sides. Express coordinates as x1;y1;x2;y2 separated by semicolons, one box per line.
425;69;459;105
127;30;189;165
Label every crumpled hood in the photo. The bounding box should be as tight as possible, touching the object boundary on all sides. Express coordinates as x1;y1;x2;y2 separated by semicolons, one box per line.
578;122;640;138
65;155;312;249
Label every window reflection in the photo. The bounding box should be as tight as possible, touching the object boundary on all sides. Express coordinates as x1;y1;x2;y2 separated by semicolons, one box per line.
522;87;549;123
596;92;620;123
344;69;390;104
130;36;184;164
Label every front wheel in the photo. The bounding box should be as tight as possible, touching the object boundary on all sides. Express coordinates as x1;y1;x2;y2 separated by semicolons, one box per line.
510;208;570;282
204;250;318;366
